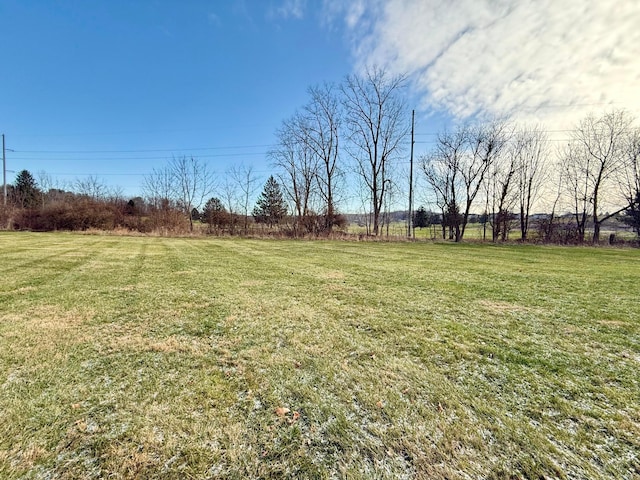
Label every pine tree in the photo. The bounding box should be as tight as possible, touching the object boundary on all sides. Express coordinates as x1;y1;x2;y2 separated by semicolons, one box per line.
14;170;40;208
202;197;228;231
252;176;287;227
413;206;429;229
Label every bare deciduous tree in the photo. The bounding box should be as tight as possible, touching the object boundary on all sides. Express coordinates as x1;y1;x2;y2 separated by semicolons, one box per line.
421;128;465;240
485;125;517;241
514;126;549;241
143;165;174;210
460;122;510;241
342;67;408;236
562;110;633;243
423;122;508;242
170;156;216;231
143;156;215;231
271;116;319;235
302;83;342;231
228;164;260;235
75;175;108;200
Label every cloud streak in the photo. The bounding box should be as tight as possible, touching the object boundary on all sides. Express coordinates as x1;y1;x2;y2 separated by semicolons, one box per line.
271;0;307;20
331;0;640;128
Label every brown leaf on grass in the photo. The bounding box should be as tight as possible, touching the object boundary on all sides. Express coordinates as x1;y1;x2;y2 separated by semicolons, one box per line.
275;407;290;417
291;411;300;422
376;400;384;408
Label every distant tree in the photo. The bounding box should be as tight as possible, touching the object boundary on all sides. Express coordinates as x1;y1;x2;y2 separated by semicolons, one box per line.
621;190;640;238
421;129;464;240
14;170;41;208
125;197;146;216
562;111;634;243
253;176;287;227
202;197;228;233
619;127;640;239
74;175;108;200
143;165;174;210
413;206;429;229
170;156;216;232
514;126;549;241
227;165;259;235
484;124;516;241
422;122;508;242
143;156;215;231
271;114;318;234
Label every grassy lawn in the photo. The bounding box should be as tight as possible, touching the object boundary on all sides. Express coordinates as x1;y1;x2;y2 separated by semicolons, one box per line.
0;232;638;479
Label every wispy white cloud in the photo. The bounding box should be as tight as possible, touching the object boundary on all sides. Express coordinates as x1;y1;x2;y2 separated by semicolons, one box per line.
270;0;307;20
207;12;221;27
330;0;640;129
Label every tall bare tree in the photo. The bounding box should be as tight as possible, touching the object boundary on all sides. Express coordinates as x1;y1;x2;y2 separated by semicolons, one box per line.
423;122;508;242
562;110;633;243
562;140;591;242
421;128;465;240
485;125;517;241
228;164;260;235
143;156;215;231
143;164;174;209
301;83;342;231
513;126;549;241
170;156;216;231
341;67;408;236
271;115;319;235
460;122;510;241
618;127;640;237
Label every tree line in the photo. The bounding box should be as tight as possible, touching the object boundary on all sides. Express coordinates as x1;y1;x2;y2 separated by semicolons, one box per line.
265;68;640;243
419;111;639;244
2;68;639;243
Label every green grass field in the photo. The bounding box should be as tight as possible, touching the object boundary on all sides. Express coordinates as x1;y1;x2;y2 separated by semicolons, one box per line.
1;232;638;479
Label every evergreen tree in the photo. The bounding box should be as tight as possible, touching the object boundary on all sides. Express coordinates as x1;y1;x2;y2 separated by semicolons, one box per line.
202;197;228;230
622;191;640;237
253;176;287;227
14;170;40;208
413;206;429;229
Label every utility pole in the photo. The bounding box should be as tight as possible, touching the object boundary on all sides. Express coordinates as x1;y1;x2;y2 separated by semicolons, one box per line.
2;134;6;206
407;110;415;238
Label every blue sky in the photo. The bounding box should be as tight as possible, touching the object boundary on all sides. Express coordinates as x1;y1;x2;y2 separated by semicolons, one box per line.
1;1;361;196
2;0;639;207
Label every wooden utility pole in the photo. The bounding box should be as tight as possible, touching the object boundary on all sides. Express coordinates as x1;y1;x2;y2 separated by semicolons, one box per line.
2;134;6;206
407;110;415;238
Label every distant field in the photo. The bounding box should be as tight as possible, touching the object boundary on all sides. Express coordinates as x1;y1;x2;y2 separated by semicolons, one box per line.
1;232;638;479
345;220;637;242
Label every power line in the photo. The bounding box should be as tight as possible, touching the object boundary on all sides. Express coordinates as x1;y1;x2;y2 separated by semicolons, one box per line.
13;143;275;154
11;152;269;162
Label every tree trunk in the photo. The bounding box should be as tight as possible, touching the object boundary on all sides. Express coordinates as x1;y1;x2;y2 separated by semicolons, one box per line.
592;220;601;244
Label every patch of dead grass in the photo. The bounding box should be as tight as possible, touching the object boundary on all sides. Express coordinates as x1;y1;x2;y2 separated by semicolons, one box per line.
320;270;345;280
597;319;627;327
107;333;210;355
0;443;49;471
2;305;94;348
477;300;531;313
